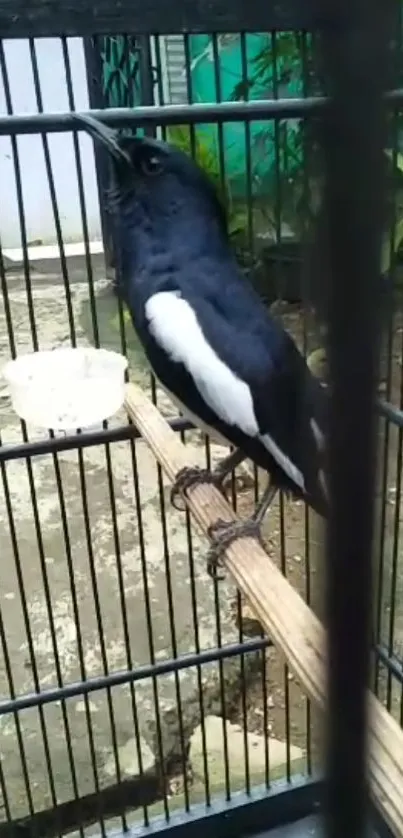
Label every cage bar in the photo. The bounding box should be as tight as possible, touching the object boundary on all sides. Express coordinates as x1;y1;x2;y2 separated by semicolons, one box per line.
0;0;401;836
0;0;326;40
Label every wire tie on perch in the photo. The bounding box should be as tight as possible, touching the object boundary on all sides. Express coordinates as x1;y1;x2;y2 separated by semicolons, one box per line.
170;464;227;512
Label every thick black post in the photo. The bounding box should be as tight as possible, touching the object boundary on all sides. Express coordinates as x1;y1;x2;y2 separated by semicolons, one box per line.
320;3;393;838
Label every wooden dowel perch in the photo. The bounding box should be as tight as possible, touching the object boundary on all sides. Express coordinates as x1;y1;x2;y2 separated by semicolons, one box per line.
125;382;403;837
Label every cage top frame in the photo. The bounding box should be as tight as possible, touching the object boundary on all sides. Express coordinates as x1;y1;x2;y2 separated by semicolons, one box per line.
0;0;328;39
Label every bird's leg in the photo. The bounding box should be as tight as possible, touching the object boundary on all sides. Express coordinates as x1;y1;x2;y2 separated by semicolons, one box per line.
206;481;278;580
170;448;246;511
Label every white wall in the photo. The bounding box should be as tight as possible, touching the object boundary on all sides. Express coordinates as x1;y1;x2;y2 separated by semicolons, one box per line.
0;38;102;249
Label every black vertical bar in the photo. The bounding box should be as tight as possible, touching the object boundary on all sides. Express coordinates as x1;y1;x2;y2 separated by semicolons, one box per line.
83;36;115;269
320;3;391;838
137;35;156;137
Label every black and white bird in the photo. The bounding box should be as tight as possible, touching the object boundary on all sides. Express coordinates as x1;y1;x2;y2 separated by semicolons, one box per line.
75;114;328;576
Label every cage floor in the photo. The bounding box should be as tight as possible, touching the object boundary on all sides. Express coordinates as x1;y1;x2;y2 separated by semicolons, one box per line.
261;815;381;837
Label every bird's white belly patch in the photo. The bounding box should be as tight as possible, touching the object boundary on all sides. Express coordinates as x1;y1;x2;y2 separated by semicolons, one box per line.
145;290;259;435
145;290;304;490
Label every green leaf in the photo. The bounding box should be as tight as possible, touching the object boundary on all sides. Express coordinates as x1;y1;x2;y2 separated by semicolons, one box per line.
381;215;403;274
384;148;403;175
228;210;248;238
110;305;132;332
231;78;255;101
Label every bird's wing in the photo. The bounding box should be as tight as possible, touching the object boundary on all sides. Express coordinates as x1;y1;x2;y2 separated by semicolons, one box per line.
145;288;322;496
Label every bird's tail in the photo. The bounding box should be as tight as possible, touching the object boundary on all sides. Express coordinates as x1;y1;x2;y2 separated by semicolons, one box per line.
301;371;329;519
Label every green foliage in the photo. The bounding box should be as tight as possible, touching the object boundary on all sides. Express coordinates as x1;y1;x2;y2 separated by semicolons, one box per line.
100;36;140;108
381;149;403;274
231;35;403;274
231;34;322;238
166;125;224;198
232;32;318;102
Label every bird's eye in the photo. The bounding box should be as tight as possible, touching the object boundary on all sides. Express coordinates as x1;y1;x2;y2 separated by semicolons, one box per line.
140;155;163;176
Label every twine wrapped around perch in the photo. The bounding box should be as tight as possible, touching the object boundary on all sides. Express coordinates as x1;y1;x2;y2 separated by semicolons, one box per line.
125;382;403;837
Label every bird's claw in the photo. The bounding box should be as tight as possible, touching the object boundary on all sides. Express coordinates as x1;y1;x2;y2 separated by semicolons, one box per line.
206;517;264;580
170;466;227;512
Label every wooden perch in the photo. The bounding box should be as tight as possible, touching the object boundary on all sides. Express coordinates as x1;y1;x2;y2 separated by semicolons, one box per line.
125;382;403;837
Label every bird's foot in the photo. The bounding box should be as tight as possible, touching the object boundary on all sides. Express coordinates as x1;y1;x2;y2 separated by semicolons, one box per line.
170;466;227;512
206;517;264;580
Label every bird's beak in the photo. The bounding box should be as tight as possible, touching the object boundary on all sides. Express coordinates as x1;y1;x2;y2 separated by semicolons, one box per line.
73;113;132;165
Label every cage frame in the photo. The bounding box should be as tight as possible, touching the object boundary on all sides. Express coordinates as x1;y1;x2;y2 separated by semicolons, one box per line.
0;0;398;836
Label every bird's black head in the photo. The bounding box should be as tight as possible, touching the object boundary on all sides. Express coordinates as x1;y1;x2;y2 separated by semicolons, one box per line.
73;114;228;238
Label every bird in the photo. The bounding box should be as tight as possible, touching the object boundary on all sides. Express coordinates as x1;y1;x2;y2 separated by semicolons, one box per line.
74;113;329;578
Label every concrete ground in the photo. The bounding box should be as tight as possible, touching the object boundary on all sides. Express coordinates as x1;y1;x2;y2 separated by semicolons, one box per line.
0;255;304;827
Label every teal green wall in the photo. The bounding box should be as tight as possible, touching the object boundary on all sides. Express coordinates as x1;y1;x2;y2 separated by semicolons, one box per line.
188;33;303;197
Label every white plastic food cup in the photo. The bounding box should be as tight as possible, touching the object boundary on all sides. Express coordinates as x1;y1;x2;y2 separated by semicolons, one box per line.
2;347;128;431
